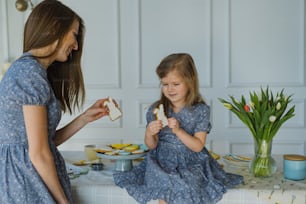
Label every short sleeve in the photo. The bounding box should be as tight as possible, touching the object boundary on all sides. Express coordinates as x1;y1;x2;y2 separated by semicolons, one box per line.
10;62;51;106
194;104;212;134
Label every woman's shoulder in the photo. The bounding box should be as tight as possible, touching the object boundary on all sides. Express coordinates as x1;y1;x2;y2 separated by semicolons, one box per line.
9;53;46;78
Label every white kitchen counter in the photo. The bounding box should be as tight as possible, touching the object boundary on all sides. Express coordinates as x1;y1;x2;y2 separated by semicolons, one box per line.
61;151;306;204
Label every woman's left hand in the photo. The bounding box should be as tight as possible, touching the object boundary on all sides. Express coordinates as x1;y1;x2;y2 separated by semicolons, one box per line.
82;98;109;123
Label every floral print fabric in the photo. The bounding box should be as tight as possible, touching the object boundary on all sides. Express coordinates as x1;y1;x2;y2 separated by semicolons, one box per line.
0;53;73;203
114;102;244;204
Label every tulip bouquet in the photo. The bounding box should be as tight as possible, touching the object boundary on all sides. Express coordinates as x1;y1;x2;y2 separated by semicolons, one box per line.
219;87;295;177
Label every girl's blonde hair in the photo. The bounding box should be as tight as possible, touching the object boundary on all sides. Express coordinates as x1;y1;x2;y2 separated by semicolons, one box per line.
156;53;205;114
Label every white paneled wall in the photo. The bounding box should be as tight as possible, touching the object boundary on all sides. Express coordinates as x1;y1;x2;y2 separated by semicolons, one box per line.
0;0;305;155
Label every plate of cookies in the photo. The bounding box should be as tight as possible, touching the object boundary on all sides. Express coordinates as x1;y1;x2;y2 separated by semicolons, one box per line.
96;143;149;159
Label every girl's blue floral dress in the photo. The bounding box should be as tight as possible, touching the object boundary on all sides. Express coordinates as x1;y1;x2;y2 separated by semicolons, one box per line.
114;102;244;204
0;53;73;203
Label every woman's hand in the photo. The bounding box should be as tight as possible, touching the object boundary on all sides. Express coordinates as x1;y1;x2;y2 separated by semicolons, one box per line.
54;98;110;146
82;98;110;123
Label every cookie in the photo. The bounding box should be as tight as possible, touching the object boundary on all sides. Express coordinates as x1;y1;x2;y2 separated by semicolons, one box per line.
153;104;168;127
104;97;122;121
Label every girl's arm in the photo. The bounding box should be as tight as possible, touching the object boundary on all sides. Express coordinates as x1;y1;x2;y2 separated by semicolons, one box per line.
144;120;162;149
168;117;207;152
23;105;69;204
53;99;109;146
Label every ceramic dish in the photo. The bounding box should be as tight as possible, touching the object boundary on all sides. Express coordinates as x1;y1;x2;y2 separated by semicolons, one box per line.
97;151;147;171
91;162;104;171
97;151;147;160
222;154;251;168
118;150;131;155
95;145;113;153
66;163;90;179
96;144;149;156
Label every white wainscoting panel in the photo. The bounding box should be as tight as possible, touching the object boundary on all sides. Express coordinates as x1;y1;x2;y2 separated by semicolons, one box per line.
226;0;304;87
138;0;212;88
0;0;305;155
64;0;121;89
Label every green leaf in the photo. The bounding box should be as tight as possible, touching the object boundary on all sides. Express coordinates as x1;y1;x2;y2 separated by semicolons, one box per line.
219;86;295;141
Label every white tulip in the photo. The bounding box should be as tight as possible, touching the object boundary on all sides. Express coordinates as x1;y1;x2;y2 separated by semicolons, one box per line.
269;115;277;122
276;102;281;110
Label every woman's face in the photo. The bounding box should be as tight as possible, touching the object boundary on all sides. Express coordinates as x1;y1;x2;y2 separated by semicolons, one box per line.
161;70;188;109
55;20;79;62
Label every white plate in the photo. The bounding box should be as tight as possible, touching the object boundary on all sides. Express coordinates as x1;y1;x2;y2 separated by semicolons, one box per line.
97;151;147;160
222;154;251;168
66;162;90;179
96;144;149;157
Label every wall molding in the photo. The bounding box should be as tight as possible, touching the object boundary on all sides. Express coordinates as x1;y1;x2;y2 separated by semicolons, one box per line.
225;0;305;88
137;0;212;89
84;0;122;89
1;0;9;61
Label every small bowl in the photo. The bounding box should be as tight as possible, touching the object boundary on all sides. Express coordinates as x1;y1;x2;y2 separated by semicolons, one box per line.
91;163;104;171
283;154;306;181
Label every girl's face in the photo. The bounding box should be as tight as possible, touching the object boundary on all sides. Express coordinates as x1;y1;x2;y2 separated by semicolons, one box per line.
161;70;188;109
55;20;79;62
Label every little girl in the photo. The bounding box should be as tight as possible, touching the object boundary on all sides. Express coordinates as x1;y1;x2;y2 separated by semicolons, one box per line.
114;53;244;204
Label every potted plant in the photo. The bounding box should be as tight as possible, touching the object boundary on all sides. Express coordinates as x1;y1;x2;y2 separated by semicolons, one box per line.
219;87;295;177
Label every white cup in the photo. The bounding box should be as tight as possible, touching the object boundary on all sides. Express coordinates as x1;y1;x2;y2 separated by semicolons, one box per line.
84;145;98;161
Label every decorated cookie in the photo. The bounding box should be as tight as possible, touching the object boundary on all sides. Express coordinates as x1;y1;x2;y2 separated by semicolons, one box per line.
124;145;139;152
153;104;168;127
104;97;122;121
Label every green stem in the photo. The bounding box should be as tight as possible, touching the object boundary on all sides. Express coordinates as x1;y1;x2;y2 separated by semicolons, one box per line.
250;139;277;177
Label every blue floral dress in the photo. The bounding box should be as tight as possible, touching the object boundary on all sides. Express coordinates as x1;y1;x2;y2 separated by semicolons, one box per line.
114;102;244;204
0;53;73;203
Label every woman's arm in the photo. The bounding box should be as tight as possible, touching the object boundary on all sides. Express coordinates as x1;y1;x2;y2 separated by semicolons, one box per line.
23;105;69;204
53;99;109;146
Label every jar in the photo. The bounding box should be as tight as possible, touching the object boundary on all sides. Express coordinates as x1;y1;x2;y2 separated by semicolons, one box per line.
91;162;104;171
283;154;306;180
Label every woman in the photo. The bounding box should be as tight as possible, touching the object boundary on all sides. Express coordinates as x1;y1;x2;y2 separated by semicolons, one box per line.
0;0;110;203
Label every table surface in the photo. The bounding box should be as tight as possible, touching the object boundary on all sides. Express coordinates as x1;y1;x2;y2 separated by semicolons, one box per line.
61;151;306;204
222;157;306;191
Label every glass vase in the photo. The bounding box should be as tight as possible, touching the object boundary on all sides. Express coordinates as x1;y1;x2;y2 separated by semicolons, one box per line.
249;139;277;177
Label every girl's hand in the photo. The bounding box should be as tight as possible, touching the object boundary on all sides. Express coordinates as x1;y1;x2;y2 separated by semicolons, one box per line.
168;117;181;134
82;98;109;123
147;120;163;136
145;120;162;149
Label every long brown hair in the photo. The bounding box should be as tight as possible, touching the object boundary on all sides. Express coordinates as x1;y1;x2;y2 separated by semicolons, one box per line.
156;53;205;114
23;0;85;114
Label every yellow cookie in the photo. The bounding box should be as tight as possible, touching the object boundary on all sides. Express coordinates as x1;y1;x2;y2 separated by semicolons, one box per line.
209;150;220;160
73;160;87;166
110;143;131;150
124;145;139;152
